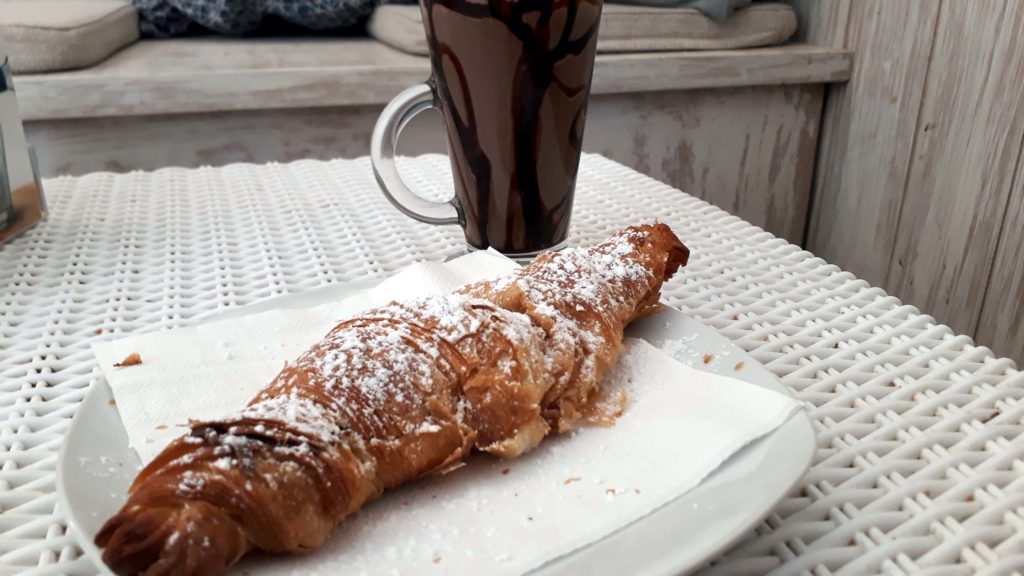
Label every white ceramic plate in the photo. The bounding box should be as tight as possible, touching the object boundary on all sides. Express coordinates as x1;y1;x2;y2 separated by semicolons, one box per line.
58;280;815;576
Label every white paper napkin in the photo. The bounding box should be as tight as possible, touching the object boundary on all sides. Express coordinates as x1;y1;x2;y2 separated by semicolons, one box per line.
93;251;519;463
93;252;802;576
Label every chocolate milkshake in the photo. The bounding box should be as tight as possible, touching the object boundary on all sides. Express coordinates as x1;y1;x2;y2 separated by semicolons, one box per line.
421;0;603;255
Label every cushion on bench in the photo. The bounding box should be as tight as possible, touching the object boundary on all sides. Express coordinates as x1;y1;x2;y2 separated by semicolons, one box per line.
367;2;796;56
0;1;139;73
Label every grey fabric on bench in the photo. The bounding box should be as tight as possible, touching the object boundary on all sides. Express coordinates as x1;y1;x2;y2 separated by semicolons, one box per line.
0;1;139;73
367;2;796;56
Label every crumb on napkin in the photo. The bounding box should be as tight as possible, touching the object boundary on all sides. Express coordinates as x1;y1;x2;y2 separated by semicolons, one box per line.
563;477;582;485
703;354;713;364
114;352;142;367
734;361;745;371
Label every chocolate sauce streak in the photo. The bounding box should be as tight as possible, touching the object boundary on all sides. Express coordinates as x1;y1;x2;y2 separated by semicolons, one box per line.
421;0;603;254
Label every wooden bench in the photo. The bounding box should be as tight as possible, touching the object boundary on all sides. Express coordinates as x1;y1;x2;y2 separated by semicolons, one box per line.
17;38;850;243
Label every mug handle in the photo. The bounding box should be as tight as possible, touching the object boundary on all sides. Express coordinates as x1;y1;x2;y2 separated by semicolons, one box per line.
371;82;460;225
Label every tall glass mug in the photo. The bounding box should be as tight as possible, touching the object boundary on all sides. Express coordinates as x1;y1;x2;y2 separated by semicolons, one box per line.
371;0;603;258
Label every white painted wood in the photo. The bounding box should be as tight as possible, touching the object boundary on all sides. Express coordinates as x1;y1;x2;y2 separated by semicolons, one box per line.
805;0;940;286
25;106;444;175
585;86;822;244
887;0;1024;337
801;0;1024;360
25;85;823;244
14;38;851;121
976;140;1024;363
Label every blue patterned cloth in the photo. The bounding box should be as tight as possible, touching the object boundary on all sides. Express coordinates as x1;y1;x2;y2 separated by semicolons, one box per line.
133;0;415;37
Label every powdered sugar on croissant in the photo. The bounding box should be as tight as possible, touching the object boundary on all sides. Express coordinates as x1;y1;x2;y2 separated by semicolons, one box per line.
96;224;688;575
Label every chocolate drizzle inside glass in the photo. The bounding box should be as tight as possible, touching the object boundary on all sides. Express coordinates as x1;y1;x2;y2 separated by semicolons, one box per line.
422;0;603;254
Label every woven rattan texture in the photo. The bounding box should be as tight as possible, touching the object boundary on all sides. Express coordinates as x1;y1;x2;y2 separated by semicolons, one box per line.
1;155;1021;575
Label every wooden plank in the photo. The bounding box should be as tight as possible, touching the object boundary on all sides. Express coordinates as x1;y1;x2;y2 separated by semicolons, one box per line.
15;39;851;121
26;85;821;243
584;85;823;244
974;138;1024;363
591;45;849;93
805;0;940;287
887;0;1024;337
790;0;851;47
26;105;446;176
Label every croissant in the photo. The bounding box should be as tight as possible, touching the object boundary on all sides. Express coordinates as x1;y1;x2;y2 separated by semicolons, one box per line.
96;223;689;575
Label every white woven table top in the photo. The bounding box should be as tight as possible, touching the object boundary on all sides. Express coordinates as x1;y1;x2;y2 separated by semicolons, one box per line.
1;154;1022;576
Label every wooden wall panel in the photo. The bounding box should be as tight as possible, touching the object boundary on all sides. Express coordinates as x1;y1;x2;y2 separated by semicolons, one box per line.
976;145;1024;362
804;0;940;287
886;0;1024;337
584;86;823;244
26;106;445;175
